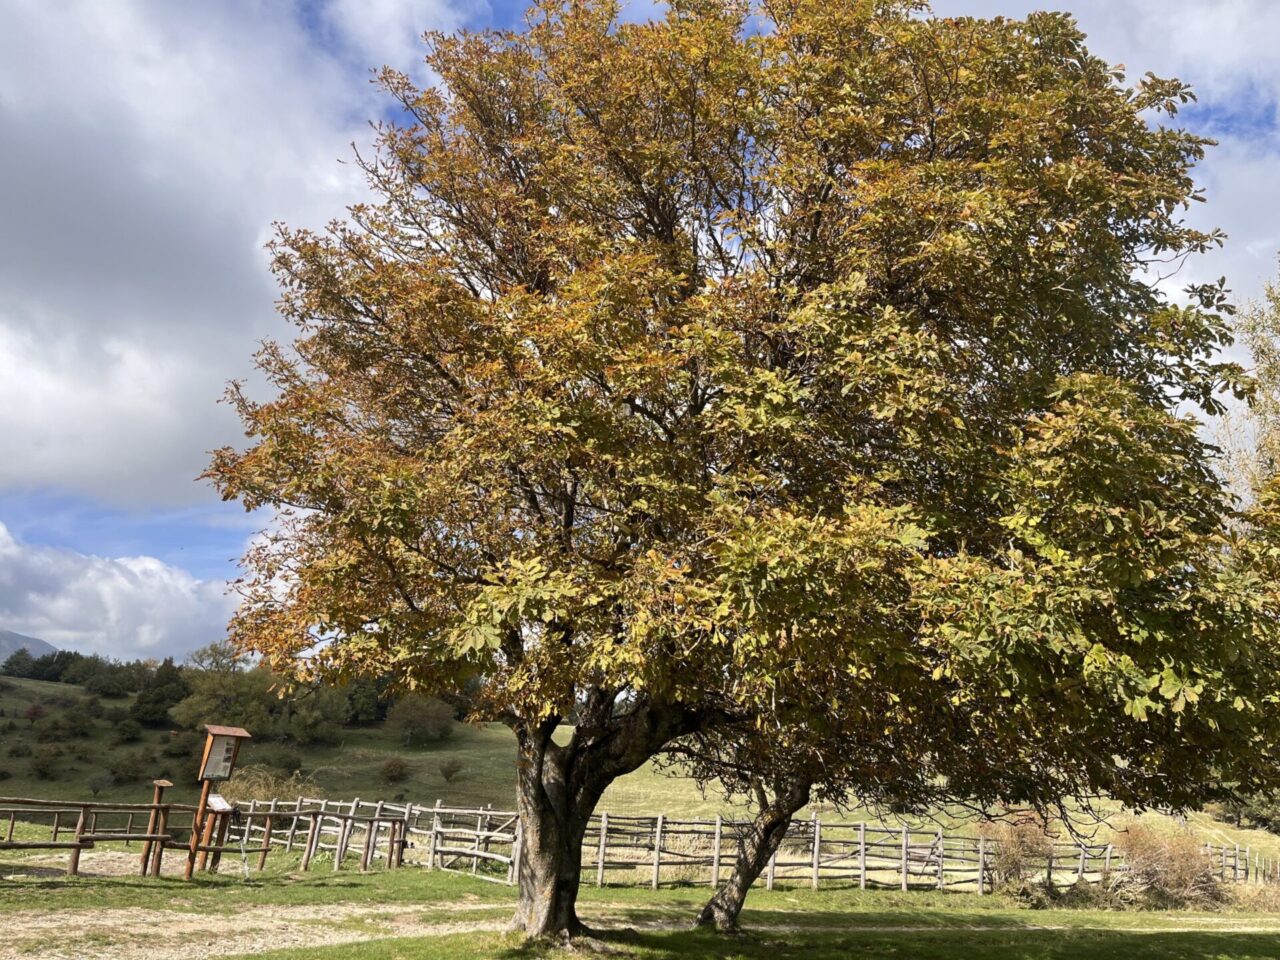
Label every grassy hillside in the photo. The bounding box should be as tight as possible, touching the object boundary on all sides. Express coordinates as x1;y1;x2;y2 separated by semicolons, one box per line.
3;673;1279;862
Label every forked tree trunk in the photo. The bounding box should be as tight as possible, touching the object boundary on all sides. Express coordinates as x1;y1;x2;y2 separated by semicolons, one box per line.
697;779;812;932
511;764;596;937
508;703;705;938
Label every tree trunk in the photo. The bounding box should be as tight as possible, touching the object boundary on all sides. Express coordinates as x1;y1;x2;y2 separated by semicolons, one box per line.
697;779;812;932
506;699;711;938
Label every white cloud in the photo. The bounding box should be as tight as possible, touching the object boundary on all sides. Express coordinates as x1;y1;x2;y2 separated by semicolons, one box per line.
0;0;474;507
0;521;235;659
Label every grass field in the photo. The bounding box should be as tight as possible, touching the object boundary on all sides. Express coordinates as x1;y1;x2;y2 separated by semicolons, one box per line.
3;832;1280;959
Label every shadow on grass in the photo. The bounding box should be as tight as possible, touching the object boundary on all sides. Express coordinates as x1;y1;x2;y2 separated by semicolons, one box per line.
491;925;1280;960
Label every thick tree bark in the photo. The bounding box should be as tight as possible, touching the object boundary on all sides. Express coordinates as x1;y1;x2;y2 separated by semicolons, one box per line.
696;778;812;932
509;699;709;938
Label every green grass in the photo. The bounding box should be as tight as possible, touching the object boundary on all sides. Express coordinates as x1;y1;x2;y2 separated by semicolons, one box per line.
4;851;1280;960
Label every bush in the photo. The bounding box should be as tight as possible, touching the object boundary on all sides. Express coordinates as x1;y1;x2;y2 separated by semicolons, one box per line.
109;750;154;784
387;695;455;746
112;718;143;744
88;772;115;797
220;764;319;804
29;745;62;780
8;741;32;758
984;819;1053;890
1107;823;1225;909
380;756;410;784
439;758;464;783
163;729;202;759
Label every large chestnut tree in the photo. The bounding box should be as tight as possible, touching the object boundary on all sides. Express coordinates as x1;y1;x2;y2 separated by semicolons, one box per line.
210;0;1280;937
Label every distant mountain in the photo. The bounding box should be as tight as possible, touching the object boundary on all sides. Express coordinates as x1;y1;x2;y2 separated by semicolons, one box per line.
0;629;57;661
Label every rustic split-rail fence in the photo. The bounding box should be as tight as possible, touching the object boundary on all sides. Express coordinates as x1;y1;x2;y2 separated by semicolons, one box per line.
1;794;1273;891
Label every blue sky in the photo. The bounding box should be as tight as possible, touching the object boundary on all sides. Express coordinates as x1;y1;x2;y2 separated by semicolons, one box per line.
2;0;1279;659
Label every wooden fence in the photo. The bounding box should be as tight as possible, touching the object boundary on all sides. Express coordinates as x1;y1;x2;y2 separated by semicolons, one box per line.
5;794;1276;891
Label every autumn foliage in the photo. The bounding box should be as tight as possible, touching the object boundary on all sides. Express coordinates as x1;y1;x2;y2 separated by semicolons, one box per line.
210;0;1280;937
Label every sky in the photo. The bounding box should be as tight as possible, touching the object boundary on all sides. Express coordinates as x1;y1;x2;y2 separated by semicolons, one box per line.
1;0;1278;660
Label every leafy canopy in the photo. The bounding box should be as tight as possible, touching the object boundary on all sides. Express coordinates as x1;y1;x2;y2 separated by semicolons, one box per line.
210;0;1280;815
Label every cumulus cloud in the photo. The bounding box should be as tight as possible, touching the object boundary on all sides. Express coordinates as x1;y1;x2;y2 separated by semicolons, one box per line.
0;521;235;659
0;0;475;507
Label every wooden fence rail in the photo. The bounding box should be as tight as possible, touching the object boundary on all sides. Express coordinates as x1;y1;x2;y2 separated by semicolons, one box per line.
5;794;1275;891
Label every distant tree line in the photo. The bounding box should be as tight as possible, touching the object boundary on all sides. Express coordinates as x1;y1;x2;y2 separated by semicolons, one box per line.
1;641;454;747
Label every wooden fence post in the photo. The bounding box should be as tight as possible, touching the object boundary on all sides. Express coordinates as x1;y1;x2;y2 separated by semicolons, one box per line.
900;826;909;892
766;843;777;890
151;803;170;877
593;813;609;887
67;805;89;876
651;814;664;890
978;837;986;895
711;814;722;888
301;813;321;872
1046;845;1054;888
1235;844;1242;883
258;801;276;872
811;814;821;890
936;829;944;889
1104;843;1113;876
1078;845;1087;881
858;823;867;890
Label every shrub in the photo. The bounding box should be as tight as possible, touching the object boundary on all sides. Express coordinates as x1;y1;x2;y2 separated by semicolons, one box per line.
1107;823;1225;909
29;745;62;780
112;719;143;744
380;756;410;784
984;819;1053;890
439;758;464;783
163;729;202;759
88;772;115;797
256;745;304;774
387;695;455;746
220;764;319;804
24;703;45;725
8;742;32;758
0;769;11;781
109;750;154;783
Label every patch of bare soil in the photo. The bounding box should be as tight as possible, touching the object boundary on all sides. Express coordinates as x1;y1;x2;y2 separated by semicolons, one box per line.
0;902;508;960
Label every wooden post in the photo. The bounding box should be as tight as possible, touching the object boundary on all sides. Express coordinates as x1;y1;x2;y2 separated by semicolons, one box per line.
207;810;231;872
1104;843;1113;875
711;814;723;888
360;819;376;872
370;801;385;864
124;813;135;847
150;804;170;877
67;805;89;877
1078;845;1087;880
4;811;14;842
301;813;320;872
257;814;275;871
51;811;60;840
900;826;909;892
1235;844;1242;883
859;823;867;890
978;837;986;895
651;814;664;890
140;779;172;876
510;818;523;886
766;843;777;890
936;828;945;889
285;807;301;852
597;812;609;887
472;808;484;875
398;808;412;867
1046;844;1054;888
184;778;213;881
810;814;821;890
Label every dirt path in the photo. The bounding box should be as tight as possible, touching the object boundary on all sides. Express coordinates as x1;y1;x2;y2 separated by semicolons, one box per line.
0;902;509;960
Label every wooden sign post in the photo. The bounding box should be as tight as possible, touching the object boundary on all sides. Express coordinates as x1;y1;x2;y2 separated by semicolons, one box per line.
185;724;251;880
